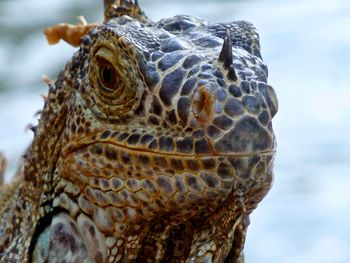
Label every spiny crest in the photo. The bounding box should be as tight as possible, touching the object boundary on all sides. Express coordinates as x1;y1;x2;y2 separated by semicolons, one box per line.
104;0;147;21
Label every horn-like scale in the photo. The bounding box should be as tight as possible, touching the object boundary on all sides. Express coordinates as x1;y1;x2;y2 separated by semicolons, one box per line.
219;30;237;81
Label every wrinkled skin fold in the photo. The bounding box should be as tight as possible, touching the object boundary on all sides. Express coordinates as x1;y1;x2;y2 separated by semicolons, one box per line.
0;0;278;262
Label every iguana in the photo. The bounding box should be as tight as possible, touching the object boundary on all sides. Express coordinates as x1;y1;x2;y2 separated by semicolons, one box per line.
0;0;278;262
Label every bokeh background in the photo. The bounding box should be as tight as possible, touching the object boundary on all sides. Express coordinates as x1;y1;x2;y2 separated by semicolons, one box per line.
1;0;349;262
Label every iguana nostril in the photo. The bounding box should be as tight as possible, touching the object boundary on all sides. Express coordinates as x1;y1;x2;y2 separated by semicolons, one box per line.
191;86;215;126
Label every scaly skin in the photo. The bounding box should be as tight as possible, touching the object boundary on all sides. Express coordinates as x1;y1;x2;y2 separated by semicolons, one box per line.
0;1;278;262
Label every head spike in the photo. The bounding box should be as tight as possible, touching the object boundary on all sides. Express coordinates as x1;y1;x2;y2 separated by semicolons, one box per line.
228;65;238;81
40;94;48;102
34;110;43;117
30;126;37;134
103;0;147;21
219;30;233;69
26;124;38;134
0;153;7;185
41;75;53;85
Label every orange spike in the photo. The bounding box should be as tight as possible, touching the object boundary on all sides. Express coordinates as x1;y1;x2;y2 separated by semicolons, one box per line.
44;16;98;47
41;75;53;85
40;94;48;102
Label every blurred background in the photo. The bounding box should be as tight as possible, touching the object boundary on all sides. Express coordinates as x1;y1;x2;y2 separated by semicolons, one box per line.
0;0;349;262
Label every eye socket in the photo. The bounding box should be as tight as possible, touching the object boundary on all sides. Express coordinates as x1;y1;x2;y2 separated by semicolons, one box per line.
89;44;141;118
97;58;118;93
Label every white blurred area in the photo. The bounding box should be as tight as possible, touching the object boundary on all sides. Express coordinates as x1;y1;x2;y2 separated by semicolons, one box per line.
0;0;349;262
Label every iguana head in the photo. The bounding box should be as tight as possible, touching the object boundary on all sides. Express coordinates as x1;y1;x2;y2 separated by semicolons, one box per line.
21;0;278;262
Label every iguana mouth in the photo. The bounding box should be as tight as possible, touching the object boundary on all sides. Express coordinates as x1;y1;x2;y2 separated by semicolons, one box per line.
62;131;276;159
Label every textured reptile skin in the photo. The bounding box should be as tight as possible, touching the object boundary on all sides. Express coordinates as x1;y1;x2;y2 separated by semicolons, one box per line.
0;1;278;262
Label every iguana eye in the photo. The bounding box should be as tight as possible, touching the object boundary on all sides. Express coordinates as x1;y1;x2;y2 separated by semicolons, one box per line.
97;58;118;93
88;43;142;118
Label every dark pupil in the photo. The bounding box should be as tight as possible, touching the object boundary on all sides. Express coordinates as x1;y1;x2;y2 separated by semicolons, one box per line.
98;61;116;92
102;67;112;83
